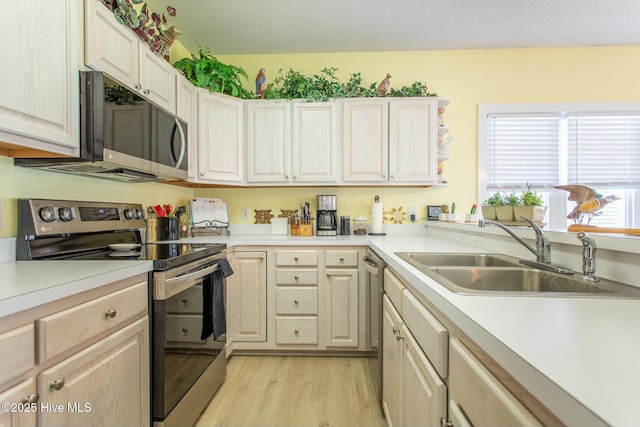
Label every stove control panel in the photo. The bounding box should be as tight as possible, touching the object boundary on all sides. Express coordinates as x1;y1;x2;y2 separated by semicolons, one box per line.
18;199;146;236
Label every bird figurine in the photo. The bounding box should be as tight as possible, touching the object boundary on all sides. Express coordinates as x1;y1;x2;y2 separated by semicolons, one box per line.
161;26;181;50
377;73;391;96
255;68;266;98
555;184;621;224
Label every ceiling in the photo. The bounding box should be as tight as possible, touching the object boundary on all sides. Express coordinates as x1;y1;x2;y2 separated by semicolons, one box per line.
145;0;640;56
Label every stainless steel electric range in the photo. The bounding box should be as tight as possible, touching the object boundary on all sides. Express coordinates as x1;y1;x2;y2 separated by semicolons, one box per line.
17;198;229;427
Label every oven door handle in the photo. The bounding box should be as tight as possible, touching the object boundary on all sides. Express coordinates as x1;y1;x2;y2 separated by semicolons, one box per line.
165;263;220;288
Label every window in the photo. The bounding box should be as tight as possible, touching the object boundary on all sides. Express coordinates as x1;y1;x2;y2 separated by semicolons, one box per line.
478;103;640;229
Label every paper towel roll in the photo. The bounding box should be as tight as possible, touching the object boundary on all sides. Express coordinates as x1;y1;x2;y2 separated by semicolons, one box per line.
370;196;384;235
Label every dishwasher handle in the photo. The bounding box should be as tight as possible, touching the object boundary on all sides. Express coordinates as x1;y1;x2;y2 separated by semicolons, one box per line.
362;256;382;275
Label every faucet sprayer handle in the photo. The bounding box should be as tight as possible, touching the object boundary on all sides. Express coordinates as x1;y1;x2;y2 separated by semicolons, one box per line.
577;231;597;249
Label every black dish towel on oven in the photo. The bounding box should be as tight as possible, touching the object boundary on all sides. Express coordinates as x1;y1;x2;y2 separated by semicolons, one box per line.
201;258;234;341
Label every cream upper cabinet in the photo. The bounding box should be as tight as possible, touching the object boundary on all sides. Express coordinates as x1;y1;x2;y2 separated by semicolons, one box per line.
292;101;338;184
388;98;438;183
85;0;176;114
197;91;244;184
246;100;338;185
176;74;198;180
246;101;291;183
0;0;80;155
342;98;439;185
342;99;389;183
227;251;267;343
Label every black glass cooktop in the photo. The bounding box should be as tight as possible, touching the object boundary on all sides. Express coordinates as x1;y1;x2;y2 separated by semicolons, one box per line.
67;242;226;270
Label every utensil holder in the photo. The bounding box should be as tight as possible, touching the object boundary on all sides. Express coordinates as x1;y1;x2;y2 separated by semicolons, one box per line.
157;217;180;241
299;221;313;236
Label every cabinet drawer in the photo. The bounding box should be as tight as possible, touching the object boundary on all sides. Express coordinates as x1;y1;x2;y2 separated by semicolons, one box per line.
276;287;318;315
37;281;147;363
384;269;405;312
0;324;35;385
166;285;202;314
450;339;542;427
276;250;318;266
402;289;448;378
276;317;318;344
325;250;358;267
276;268;318;285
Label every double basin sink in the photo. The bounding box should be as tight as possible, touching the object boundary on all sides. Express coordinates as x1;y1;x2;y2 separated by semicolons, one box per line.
395;252;640;298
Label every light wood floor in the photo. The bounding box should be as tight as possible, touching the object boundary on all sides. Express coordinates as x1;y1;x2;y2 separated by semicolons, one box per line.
196;355;387;427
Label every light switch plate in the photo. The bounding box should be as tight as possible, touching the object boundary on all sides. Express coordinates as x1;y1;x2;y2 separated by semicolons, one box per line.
241;208;251;221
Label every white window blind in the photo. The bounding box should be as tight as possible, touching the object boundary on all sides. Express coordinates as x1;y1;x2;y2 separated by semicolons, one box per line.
567;114;640;186
486;113;560;189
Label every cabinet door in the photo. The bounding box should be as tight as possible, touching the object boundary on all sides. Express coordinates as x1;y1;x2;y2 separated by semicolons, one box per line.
325;269;359;347
176;75;199;180
227;252;267;342
138;48;177;114
292;102;338;183
246;101;291;183
37;317;149;427
342;99;388;183
198;92;244;183
0;378;37;427
0;0;79;152
402;324;447;427
85;0;139;88
449;339;542;427
382;295;403;427
388;98;438;183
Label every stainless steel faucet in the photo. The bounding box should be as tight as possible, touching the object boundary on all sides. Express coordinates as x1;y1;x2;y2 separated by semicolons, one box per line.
478;216;574;274
576;232;599;281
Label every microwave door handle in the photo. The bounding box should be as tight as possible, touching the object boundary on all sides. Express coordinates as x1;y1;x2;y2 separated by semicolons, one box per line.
170;118;186;168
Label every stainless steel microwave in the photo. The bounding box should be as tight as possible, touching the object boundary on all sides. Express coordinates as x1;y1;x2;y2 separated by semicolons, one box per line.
15;71;188;183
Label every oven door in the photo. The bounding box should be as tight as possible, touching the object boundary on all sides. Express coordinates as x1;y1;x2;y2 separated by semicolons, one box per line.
152;255;226;420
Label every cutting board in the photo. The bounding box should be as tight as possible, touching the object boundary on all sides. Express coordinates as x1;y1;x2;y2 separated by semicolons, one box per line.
568;224;640;236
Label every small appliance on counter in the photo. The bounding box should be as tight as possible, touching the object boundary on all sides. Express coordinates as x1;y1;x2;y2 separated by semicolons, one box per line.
316;195;338;236
340;216;351;235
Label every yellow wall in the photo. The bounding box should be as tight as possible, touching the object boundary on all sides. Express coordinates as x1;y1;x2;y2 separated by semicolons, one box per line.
3;46;639;236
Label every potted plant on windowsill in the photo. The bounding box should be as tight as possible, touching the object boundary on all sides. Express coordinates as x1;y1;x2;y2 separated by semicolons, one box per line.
514;184;546;224
481;191;503;221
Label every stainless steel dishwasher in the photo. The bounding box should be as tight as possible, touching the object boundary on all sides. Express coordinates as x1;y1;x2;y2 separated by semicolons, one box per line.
363;248;386;402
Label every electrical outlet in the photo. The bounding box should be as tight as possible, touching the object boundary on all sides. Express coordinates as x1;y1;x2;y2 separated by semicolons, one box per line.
407;207;417;222
241;208;251;221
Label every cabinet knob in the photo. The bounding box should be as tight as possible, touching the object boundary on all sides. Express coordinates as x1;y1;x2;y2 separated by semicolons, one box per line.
440;417;454;427
182;328;188;334
21;393;39;404
134;84;141;90
395;331;403;341
382;173;387;178
50;378;65;391
182;297;188;303
390;174;396;179
143;89;150;95
105;309;117;318
294;300;299;305
294;330;299;335
294;257;299;261
293;175;297;180
392;326;399;334
200;171;206;176
284;174;289;179
294;275;299;280
339;257;344;262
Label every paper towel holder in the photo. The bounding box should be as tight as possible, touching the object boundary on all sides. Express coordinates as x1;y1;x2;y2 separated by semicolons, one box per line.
369;195;387;236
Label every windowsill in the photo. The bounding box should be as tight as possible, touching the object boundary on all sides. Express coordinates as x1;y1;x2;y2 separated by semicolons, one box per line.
425;220;640;254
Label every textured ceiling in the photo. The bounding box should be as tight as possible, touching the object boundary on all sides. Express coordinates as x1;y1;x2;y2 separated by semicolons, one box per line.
145;0;640;55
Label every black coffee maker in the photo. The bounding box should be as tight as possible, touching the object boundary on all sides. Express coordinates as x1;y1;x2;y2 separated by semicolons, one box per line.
316;195;338;236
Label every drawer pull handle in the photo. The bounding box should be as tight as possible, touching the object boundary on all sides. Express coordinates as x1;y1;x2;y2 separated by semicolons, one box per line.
294;330;299;335
105;309;117;318
294;300;299;305
20;393;39;404
50;379;65;391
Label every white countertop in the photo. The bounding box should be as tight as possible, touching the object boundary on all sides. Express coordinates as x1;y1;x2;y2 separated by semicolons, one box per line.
1;230;637;426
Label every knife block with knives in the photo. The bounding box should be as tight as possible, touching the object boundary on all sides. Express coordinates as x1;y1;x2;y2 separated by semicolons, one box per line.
299;201;314;236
